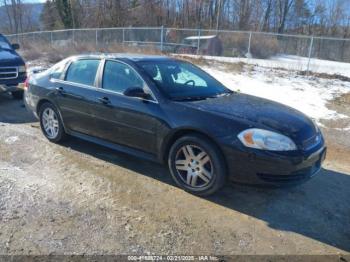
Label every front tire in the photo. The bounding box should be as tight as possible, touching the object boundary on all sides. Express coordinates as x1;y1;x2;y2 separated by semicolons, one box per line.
39;102;67;143
11;90;24;99
168;134;226;196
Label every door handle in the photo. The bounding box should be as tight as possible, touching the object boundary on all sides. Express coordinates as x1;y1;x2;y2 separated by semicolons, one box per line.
98;97;111;105
55;86;66;95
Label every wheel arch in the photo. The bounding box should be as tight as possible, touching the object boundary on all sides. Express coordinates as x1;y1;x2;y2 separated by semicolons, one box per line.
161;128;226;166
36;98;53;115
36;98;68;132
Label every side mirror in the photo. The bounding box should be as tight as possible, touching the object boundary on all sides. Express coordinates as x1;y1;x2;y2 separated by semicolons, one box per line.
11;43;20;50
124;87;152;100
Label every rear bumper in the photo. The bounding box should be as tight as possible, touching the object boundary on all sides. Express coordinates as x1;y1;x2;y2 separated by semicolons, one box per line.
221;141;326;186
23;89;39;119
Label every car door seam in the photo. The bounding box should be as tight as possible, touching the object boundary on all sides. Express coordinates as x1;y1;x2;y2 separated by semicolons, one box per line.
61;106;155;135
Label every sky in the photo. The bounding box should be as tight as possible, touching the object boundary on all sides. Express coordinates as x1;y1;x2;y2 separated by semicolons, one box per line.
22;0;46;3
0;0;45;6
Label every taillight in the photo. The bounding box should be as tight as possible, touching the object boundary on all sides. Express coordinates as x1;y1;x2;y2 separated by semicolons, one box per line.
23;77;29;90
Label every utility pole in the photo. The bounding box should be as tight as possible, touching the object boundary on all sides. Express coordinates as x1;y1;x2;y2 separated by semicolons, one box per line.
216;0;221;31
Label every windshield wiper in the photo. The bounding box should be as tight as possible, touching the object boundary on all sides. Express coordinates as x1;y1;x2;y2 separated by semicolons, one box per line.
172;96;209;101
212;91;233;97
173;92;232;101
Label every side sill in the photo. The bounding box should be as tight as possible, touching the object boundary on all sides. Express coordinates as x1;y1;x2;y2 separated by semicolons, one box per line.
68;130;160;163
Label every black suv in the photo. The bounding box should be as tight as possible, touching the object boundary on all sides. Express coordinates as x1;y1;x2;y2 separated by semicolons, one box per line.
0;34;26;99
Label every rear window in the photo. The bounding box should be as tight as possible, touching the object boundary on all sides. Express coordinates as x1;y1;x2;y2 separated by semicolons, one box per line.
65;59;100;86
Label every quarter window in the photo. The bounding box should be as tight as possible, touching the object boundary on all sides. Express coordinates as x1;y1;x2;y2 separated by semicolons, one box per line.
50;58;69;79
102;61;145;93
65;59;100;86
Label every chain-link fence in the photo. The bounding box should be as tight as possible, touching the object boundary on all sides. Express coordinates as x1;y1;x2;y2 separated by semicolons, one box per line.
5;27;350;73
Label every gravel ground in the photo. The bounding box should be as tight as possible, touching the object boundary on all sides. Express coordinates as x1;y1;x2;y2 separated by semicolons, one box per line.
0;93;349;255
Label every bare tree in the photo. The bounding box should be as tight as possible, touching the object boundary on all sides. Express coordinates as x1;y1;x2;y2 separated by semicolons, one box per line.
31;0;350;39
277;0;294;34
1;0;39;34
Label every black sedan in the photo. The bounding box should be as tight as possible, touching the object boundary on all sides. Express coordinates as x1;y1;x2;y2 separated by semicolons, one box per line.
24;54;326;196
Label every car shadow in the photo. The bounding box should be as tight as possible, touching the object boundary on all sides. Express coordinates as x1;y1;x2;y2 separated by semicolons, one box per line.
0;94;37;124
61;136;350;252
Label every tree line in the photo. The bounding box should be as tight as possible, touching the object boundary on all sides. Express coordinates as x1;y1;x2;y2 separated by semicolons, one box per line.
0;0;40;34
2;0;350;39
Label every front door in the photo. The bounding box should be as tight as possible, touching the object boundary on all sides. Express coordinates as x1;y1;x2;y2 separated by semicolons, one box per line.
91;60;161;154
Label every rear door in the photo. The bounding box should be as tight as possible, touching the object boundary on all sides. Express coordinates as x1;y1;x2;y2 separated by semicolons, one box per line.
54;59;101;135
90;60;161;154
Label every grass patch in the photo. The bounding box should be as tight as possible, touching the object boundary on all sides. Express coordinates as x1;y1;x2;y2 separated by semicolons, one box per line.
298;71;350;82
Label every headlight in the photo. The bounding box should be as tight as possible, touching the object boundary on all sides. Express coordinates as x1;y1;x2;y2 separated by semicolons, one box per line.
18;65;26;73
238;128;297;151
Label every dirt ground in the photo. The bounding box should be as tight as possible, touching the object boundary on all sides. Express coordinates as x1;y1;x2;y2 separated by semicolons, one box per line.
0;93;349;255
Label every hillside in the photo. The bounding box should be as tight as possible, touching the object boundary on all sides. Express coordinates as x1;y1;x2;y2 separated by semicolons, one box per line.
0;3;44;33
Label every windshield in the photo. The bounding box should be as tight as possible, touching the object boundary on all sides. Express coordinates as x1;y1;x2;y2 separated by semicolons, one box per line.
0;35;12;50
138;60;231;100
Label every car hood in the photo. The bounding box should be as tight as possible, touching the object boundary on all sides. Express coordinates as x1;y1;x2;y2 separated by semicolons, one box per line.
182;93;317;142
0;49;24;66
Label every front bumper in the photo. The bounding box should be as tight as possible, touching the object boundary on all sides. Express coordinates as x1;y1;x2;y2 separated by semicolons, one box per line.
0;84;22;93
0;75;26;93
221;140;326;185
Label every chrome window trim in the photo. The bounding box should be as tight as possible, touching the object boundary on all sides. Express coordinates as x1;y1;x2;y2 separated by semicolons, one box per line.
51;77;159;105
51;78;98;91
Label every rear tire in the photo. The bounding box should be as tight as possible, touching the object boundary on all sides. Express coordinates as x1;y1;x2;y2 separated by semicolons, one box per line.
11;90;23;99
168;134;226;196
39;102;67;143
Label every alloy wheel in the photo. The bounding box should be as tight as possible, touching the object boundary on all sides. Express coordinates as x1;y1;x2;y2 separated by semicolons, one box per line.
175;144;213;188
42;108;59;139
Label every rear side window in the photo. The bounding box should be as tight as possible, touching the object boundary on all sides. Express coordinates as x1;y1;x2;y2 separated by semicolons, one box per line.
65;59;100;86
102;61;144;93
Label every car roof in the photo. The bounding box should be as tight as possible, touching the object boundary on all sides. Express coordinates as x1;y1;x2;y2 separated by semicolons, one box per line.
71;53;176;63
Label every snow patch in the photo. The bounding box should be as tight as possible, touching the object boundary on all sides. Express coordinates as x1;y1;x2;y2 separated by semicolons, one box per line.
201;65;350;123
181;54;350;78
5;136;19;144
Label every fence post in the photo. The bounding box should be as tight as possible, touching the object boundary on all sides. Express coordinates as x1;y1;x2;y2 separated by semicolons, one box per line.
307;36;314;74
72;29;75;45
197;28;201;55
247;31;252;57
160;25;164;52
50;31;53;46
95;29;98;49
122;28;125;47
